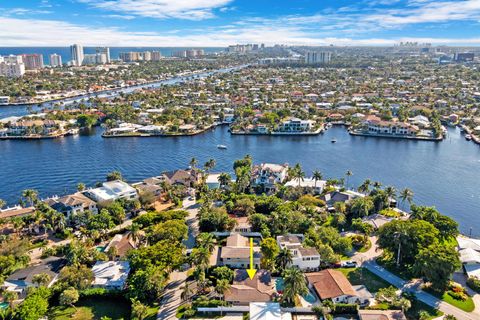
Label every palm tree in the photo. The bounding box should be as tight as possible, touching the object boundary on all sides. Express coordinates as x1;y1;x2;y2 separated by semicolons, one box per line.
190;247;210;271
312;170;323;189
282;267;308;303
358;179;372;195
276;247;293;271
215;279;231;298
22;189;38;207
204;158;216;173
180;282;192;302
218;173;231;189
0;198;5;209
385;186;397;206
189;157;198;169
33;273;51;287
77;183;86;192
373;181;382;190
399;188;414;209
196;233;216;253
345;170;353;189
290;163;305;187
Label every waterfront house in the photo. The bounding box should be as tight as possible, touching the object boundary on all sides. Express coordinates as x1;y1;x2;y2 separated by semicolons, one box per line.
132;177;164;198
2;257;65;298
220;233;261;269
46;192;98;217
284;177;326;194
306;269;371;305
275;118;315;133
362;214;394;230
276;235;321;271
91;261;130;290
224;269;276;305
85;180;138;203
160;169;200;187
0;206;35;219
7;120;60;136
205;173;221;189
364;116;419;136
457;237;480;278
321;190;364;211
251;163;289;193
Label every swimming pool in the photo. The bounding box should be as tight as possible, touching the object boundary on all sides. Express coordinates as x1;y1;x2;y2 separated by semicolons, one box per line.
274;277;317;304
0;302;8;309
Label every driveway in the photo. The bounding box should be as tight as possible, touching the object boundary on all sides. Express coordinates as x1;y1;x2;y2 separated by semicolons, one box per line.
157;197;199;320
352;237;480;320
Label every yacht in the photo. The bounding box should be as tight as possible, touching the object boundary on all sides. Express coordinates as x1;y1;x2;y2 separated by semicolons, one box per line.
217;144;227;149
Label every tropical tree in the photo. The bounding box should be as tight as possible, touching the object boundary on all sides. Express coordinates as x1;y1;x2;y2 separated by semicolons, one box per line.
204;158;216;173
282;267;308;303
358;179;372;194
350;197;374;217
131;298;149;320
189;157;198;169
181;282;192;302
77;183;86;192
312;170;323;188
0;198;5;209
22;189;38;207
190;247;210;271
196;233;216;253
345;170;353;189
399;188;414;209
384;186;397;203
59;287;79;309
218;173;232;189
276;247;293;271
32;273;51;287
106;170;123;181
215;279;231;299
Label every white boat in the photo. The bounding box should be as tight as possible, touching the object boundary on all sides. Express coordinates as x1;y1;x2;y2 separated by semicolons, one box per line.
465;134;472;141
217;144;227;149
331;138;337;143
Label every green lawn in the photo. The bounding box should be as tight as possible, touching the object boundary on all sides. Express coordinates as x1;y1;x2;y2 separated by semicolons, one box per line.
441;291;475;312
337;267;391;293
49;296;131;320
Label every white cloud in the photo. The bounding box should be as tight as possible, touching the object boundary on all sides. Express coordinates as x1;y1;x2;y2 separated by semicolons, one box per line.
79;0;233;20
1;15;480;47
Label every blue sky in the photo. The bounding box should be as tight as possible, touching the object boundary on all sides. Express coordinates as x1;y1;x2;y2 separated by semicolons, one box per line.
1;0;480;46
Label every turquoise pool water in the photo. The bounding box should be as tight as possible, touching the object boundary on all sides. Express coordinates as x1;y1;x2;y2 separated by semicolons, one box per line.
0;302;8;309
275;278;317;304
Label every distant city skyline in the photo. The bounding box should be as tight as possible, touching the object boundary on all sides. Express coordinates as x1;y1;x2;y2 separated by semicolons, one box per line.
2;0;480;46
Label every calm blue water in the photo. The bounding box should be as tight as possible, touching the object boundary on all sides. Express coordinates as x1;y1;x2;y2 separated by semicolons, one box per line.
0;124;479;236
0;47;224;65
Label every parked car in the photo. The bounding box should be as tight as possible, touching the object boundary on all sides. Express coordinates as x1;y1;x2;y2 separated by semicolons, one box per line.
341;260;357;268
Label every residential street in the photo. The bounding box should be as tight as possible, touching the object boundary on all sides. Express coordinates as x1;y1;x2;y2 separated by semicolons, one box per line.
157;197;199;320
352;236;480;320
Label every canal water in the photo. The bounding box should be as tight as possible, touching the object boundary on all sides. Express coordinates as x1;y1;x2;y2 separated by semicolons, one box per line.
1;124;479;236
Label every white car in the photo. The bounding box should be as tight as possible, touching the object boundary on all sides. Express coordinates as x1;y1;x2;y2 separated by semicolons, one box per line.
341;260;357;268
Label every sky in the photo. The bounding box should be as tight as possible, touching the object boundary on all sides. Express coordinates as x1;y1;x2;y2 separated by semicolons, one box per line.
2;0;480;47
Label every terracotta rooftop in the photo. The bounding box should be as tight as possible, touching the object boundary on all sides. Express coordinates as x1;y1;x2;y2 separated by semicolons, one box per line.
306;269;356;300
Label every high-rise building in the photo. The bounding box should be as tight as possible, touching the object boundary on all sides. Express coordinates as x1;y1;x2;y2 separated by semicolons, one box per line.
0;58;25;77
21;54;44;70
96;47;110;63
142;51;152;61
49;54;63;67
151;51;162;61
172;50;187;58
70;44;84;66
119;52;142;62
305;51;331;64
